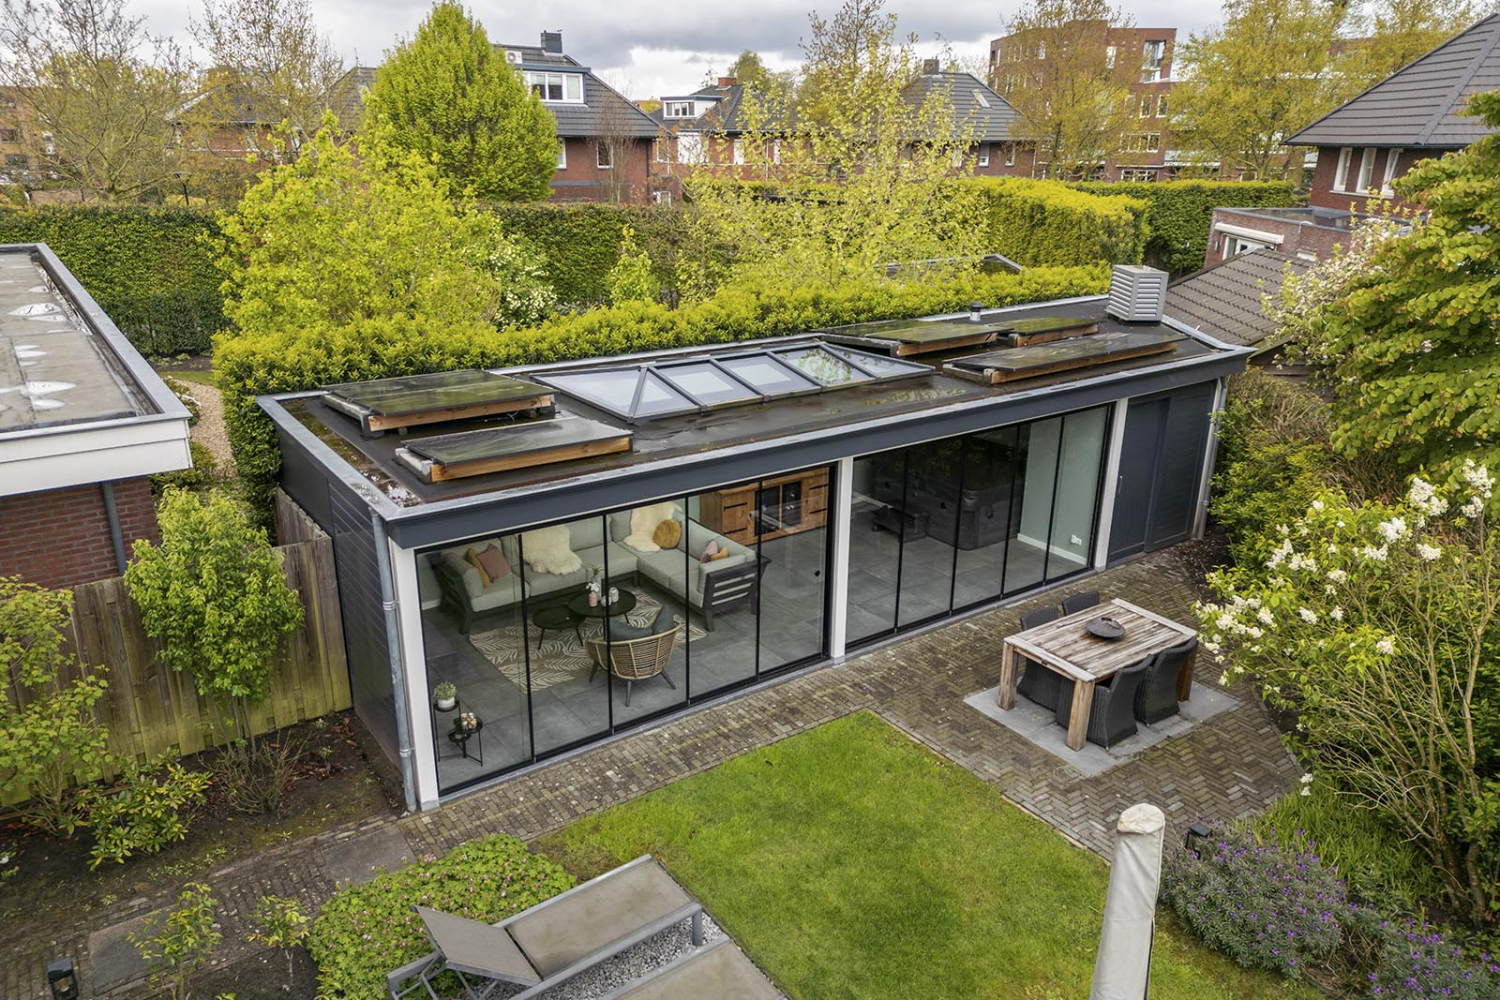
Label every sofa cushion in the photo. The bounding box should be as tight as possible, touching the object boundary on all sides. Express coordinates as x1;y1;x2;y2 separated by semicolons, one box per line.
607;619;652;641
651;609;678;635
442;550;485;598
622;502;680;553
470;580;525;611
567;518;605;552
653;518;682;550
604;542;639;578
522;525;581;575
475;544;509;583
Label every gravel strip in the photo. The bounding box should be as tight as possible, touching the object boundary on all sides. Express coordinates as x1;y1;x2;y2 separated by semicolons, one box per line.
166;376;236;472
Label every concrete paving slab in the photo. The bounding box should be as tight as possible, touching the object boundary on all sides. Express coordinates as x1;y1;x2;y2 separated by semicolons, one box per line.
87;912;154;992
963;681;1239;777
319;824;415;885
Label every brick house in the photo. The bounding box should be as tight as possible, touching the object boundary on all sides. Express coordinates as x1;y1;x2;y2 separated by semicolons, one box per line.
1207;13;1498;264
499;32;660;204
0;243;191;590
989;22;1177;181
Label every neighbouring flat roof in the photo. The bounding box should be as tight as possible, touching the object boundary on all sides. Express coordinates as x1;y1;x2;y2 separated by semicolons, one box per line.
266;295;1247;521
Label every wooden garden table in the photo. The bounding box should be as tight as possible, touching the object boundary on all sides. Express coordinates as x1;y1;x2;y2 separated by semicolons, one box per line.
996;598;1198;751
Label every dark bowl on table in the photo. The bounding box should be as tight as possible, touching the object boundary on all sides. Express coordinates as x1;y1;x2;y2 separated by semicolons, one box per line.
1087;616;1125;641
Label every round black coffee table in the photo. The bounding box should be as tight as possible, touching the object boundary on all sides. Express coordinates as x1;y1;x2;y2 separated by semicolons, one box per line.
568;588;637;621
532;604;584;649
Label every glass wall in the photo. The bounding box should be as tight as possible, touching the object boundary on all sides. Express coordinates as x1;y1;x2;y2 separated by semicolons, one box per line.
846;406;1111;644
416;465;831;795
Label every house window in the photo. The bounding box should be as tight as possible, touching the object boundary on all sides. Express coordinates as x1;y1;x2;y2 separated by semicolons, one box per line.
1227;234;1273;257
1129;133;1161;153
0;128;16;143
1156;95;1167;117
768;139;780;164
974;90;991;108
1120;168;1154;182
556;142;567;169
732;138;745;165
977;143;989;167
1037;40;1046;59
1140;95;1152;118
526;72;583;103
1141;40;1165;81
664;101;694;118
654;139;667;162
4;153;26;167
1380;148;1402;197
677;132;704;164
1105;45;1116;69
1005;143;1016;167
653;190;672;205
596;143;611;169
1356;147;1377;192
1332;147;1353;191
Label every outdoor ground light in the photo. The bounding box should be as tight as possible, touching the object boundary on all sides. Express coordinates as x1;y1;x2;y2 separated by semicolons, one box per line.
47;958;79;1000
1184;821;1212;857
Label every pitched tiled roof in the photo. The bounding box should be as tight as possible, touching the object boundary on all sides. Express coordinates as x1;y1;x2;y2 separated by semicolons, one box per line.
332;66;376;131
497;42;658;139
1165;250;1311;348
1287;13;1500;148
645;83;789;134
902;71;1019;143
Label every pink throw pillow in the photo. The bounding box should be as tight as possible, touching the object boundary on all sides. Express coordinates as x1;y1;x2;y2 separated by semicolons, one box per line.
476;543;509;583
701;539;719;564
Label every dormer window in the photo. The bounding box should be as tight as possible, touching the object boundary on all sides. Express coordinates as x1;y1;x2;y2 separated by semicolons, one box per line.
527;71;583;103
974;90;990;108
664;101;695;118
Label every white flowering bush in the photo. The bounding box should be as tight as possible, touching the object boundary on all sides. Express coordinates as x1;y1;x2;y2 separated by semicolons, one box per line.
473;219;558;328
1197;464;1500;927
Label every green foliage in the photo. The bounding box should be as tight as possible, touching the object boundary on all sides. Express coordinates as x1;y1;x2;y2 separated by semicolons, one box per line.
967;177;1148;267
1302;93;1500;484
86;755;210;868
151;440;220;498
0;577;110;834
124;489;303;741
131;882;222;1000
215;265;1106;512
606;225;661;304
0;207;222;354
308;835;573;1000
215;122;506;342
362;2;556;202
1068;180;1299;273
469;216;558;327
484;202;683;306
213;734;306;816
250;895;310;978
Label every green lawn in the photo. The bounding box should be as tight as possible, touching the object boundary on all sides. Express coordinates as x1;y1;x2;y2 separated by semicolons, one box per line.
536;712;1316;1000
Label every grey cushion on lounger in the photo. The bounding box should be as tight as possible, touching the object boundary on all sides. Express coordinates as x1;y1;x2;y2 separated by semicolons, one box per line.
412;906;539;985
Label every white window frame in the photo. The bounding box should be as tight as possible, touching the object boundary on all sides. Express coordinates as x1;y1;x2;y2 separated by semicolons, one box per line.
526;72;584;103
654;138;667;163
653;190;672;205
1332;147;1353;192
1380;148;1402;197
556;142;567;169
974;90;991;108
677;132;704;165
664;101;694;118
1105;45;1116;69
1156;95;1167;117
732;138;745;165
596;142;611;169
1356;146;1377;193
768;139;780;164
1139;95;1152;118
1005;143;1016;167
977;143;989;167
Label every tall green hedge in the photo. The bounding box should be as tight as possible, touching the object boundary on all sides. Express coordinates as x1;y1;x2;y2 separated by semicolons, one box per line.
485;202;686;306
1067;179;1300;274
965;178;1150;268
0;206;222;355
218;265;1108;512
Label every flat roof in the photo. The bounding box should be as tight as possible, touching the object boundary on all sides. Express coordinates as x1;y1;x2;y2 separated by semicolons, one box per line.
266;295;1246;526
1219;205;1397;233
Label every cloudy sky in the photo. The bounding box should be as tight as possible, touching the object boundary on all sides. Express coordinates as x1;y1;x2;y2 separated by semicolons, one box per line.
139;1;1228;99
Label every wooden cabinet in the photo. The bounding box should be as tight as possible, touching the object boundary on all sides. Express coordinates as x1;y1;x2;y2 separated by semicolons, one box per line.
699;467;829;544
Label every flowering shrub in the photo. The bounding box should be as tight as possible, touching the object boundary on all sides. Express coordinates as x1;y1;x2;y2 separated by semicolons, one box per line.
1160;827;1347;976
307;835;573;999
1368;918;1500;1000
1198;467;1500;927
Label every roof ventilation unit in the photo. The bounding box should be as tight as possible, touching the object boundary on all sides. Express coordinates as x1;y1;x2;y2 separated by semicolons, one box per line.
1107;264;1168;323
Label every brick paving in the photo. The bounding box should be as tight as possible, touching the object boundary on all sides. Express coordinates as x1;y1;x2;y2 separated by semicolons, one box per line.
1;546;1299;999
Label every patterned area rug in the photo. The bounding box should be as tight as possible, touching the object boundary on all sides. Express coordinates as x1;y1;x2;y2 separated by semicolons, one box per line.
469;591;705;693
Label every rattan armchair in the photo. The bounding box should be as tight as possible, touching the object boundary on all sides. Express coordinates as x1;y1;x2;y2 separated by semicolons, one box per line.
586;613;680;706
1054;656;1151;749
1016;605;1064;710
1134;637;1197;724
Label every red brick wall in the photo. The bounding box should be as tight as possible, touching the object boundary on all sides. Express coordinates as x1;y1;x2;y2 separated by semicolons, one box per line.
1306;145;1444;212
549;137;653;204
1207;208;1349;264
0;477;158;590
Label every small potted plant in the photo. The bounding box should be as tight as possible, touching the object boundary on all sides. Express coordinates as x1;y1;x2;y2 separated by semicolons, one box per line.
432;681;457;711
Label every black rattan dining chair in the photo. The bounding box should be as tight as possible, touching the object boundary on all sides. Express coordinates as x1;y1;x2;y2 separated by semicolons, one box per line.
1054;656;1151;748
1134;637;1198;724
1016;605;1063;710
1061;591;1101;615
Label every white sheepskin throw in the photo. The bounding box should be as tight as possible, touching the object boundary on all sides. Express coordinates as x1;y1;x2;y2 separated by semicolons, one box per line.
520;524;582;575
623;502;680;553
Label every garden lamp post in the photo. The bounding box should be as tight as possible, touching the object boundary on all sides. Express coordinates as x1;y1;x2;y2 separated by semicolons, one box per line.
47;958;79;1000
1089;803;1165;1000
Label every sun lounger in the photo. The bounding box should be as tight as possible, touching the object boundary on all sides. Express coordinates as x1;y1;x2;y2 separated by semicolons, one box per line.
595;939;783;1000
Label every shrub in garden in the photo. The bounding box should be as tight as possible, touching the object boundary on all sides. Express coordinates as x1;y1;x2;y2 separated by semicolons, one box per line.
967;176;1148;267
250;895;311;979
606;225;661;304
86;755;210;868
308;835;573;999
130;882;221;1000
1367;918;1500;1000
1160;826;1348;976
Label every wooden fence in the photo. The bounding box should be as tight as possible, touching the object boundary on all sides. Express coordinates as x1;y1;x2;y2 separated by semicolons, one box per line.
3;534;350;803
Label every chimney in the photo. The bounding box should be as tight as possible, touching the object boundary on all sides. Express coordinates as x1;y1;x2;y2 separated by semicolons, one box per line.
717;76;738;88
540;31;563;54
1106;264;1169;323
922;57;939;74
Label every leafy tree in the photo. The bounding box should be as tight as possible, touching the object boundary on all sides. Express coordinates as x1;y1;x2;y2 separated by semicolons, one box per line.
190;0;346;151
606;225;660;304
0;0;192;200
990;0;1138;178
720;49;795;101
124;489;302;745
249;895;310;979
215;119;515;339
684;0;983;291
1331;1;1486;105
362;1;556;201
131;882;221;1000
1199;470;1500;926
1173;0;1345;179
1302;93;1500;482
0;577;110;834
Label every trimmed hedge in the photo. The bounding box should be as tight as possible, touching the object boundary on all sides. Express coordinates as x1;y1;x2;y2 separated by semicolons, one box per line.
218;265;1108;513
0;206;222;355
1068;179;1299;273
486;202;686;307
965;177;1150;268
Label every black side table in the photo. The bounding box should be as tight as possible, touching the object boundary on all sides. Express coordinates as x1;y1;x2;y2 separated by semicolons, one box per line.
432;697;459;762
446;717;483;765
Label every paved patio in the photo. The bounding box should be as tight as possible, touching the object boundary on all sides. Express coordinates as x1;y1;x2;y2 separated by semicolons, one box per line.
2;546;1299;999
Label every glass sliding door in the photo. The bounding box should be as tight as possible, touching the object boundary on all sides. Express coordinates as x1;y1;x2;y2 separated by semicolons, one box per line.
845;449;904;643
1004;418;1059;595
757;466;829;672
1044;408;1109;582
897;437;960;628
952;427;1020;609
687;479;761;696
605;502;690;726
